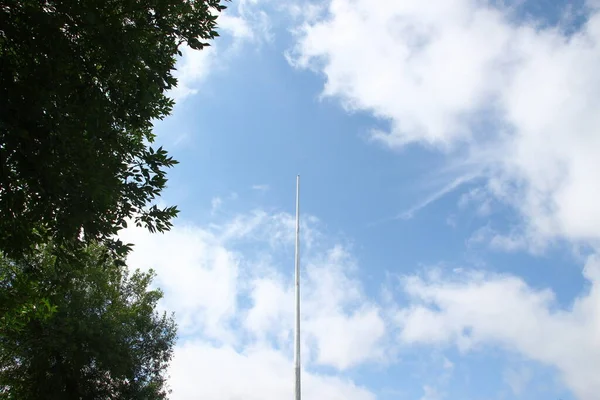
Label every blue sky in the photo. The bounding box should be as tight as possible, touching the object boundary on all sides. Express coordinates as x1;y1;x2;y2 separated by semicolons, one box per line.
122;1;600;399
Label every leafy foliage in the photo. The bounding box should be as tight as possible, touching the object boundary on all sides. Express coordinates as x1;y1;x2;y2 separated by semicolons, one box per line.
0;0;227;258
0;244;177;399
0;249;58;333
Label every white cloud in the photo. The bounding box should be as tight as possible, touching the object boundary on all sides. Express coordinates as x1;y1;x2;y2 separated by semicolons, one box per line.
244;273;293;342
121;225;240;342
442;357;454;371
211;196;223;214
121;209;385;399
216;209;297;244
399;173;478;219
467;223;551;254
458;187;493;217
504;365;532;396
170;341;375;400
252;183;270;191
289;0;513;146
170;2;272;102
302;246;387;369
218;13;255;40
420;385;442;400
170;44;215;101
394;254;600;400
121;205;600;399
285;2;325;23
289;0;600;250
214;209;322;250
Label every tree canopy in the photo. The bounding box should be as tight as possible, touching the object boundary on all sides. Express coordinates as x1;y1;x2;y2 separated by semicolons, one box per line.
0;243;177;399
0;0;227;258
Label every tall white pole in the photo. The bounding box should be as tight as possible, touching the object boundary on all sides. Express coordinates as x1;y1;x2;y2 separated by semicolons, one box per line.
294;175;301;400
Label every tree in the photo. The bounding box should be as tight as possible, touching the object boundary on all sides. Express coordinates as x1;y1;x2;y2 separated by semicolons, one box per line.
0;243;177;399
0;0;227;258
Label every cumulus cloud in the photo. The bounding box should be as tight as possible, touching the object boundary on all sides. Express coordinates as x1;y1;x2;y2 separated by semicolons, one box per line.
289;0;600;249
169;341;375;400
394;255;600;400
169;43;215;102
120;205;600;399
122;224;240;342
302;246;388;369
120;209;385;399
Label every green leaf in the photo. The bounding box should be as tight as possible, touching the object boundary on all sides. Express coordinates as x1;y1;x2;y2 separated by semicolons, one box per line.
0;243;177;399
0;0;229;258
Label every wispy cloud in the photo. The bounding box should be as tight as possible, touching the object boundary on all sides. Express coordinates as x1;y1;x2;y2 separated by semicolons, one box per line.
210;197;223;215
252;184;270;192
504;366;532;396
397;173;479;220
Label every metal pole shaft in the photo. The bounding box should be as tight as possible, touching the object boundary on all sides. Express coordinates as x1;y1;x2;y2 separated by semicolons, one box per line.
294;175;301;400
